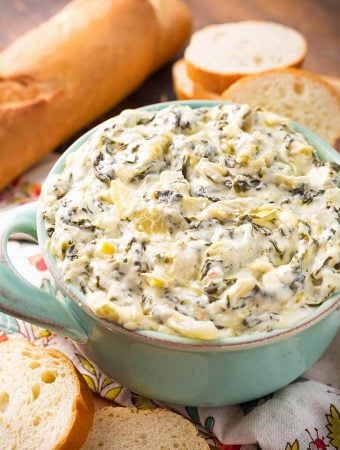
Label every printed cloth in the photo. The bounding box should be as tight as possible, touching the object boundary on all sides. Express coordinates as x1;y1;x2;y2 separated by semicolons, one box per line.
0;155;339;450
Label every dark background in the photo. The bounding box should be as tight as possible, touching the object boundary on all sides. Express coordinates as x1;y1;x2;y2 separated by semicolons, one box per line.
0;0;339;151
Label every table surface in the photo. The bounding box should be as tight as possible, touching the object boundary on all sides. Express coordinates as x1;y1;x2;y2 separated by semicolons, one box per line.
0;0;339;148
1;0;339;412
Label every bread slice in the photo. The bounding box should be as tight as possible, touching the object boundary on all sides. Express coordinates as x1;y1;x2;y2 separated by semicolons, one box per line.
172;58;220;100
83;407;209;450
0;339;94;450
222;68;340;146
184;21;307;93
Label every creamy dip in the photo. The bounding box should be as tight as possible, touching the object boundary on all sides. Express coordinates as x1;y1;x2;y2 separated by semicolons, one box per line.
42;104;340;339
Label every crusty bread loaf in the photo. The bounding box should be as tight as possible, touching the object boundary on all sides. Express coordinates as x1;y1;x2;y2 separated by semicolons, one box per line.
0;0;192;189
221;68;340;146
184;21;307;94
0;339;94;450
172;58;220;100
149;0;192;68
83;407;209;450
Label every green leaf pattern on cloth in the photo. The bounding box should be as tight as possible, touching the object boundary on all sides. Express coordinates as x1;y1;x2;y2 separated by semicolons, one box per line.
326;404;340;449
285;440;300;450
131;393;156;410
76;353;123;402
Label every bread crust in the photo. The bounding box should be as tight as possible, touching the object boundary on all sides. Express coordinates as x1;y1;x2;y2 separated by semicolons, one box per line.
48;347;95;450
322;74;340;95
0;0;192;189
186;55;304;95
185;61;242;94
185;21;307;94
172;59;220;100
149;0;192;69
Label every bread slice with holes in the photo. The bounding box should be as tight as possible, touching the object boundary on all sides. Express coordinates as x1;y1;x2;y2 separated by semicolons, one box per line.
221;68;340;146
83;406;209;450
0;339;94;450
184;21;307;94
172;58;220;100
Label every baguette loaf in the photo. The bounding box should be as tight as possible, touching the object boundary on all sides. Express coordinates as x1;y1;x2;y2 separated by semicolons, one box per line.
221;68;340;146
0;339;94;450
0;0;192;189
184;21;307;94
83;406;209;449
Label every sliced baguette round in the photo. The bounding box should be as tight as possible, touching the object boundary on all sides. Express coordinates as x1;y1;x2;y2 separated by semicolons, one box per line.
0;339;94;450
222;68;340;146
185;21;307;93
83;406;209;450
172;58;220;100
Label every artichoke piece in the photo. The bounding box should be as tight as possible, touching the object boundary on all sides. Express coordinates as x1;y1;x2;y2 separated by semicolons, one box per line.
132;208;168;234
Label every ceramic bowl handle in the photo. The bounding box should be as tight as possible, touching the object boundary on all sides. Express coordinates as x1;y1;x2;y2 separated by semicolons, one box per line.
0;202;88;343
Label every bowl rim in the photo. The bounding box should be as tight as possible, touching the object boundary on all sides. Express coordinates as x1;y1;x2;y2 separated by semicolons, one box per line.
37;100;340;350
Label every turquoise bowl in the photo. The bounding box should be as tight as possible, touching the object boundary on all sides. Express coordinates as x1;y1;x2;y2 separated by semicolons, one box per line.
0;101;339;406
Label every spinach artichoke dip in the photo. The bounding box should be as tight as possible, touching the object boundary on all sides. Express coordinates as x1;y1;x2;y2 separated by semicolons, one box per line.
42;104;340;340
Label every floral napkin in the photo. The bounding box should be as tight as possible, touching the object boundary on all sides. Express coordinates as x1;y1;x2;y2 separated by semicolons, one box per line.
0;155;339;450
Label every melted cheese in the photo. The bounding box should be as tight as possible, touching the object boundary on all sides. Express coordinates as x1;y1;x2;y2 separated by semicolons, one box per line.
42;104;340;339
